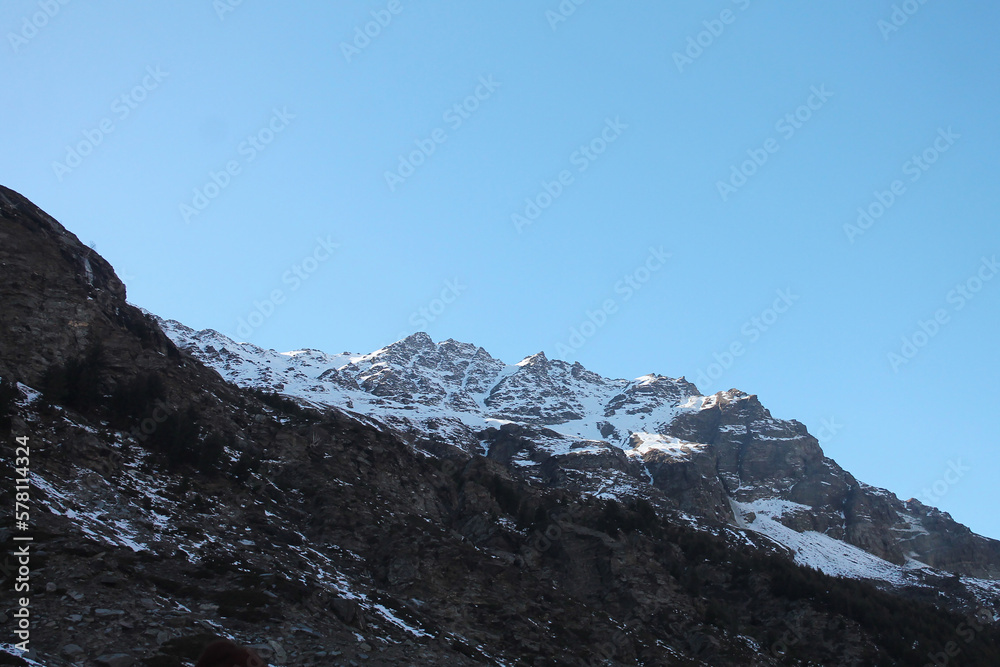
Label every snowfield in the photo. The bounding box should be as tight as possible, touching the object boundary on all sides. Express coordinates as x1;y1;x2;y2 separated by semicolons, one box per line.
731;498;929;586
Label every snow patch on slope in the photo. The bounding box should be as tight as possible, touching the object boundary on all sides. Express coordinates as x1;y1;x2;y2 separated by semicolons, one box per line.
627;433;707;460
732;499;927;586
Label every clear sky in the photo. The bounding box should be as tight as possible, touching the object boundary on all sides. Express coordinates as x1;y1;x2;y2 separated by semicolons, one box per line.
2;2;998;538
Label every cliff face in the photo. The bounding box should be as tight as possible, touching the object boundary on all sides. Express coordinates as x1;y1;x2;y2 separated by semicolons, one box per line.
2;185;1000;667
0;185;179;389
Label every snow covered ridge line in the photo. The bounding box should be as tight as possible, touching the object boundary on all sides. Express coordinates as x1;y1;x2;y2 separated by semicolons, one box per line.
155;316;721;449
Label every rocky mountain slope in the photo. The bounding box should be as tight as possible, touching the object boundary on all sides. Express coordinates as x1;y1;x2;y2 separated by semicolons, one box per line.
161;319;1000;585
2;183;1000;666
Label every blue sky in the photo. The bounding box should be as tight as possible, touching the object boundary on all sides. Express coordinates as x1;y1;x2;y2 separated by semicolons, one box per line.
2;2;999;538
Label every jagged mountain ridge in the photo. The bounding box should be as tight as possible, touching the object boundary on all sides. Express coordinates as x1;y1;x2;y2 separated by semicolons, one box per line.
159;323;701;448
161;319;1000;584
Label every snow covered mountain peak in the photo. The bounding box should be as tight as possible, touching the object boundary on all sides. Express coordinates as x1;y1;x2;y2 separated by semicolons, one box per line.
515;351;548;367
158;320;706;448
